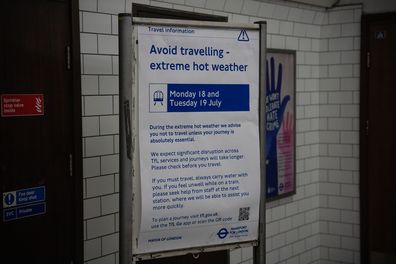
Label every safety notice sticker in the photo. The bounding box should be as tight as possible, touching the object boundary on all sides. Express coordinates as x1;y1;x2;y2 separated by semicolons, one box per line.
1;94;44;117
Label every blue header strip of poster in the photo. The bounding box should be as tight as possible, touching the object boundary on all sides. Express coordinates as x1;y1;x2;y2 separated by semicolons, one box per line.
167;84;249;112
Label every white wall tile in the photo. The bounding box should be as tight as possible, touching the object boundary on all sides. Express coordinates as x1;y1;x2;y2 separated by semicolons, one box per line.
329;144;353;157
241;0;260;16
301;10;316;24
84;157;101;178
267;19;280;34
230;13;249;23
319;131;339;143
112;56;119;74
329;196;353;210
342;237;359;251
258;2;275;18
299;38;311;51
151;1;172;9
298;65;311;78
320;52;341;65
320;79;339;91
101;193;119;214
83;116;100;137
174;4;194;12
341;210;359;224
340;131;359;144
86;174;115;198
341;184;359;197
80;0;97;11
267;221;280;237
84;55;113;74
341;51;359;64
293;240;306;255
99;75;118;95
272;233;286;249
185;0;206;8
84;198;101;219
341;105;359;117
205;0;225;11
279;244;293;261
341;157;359;171
112;97;119;118
85;135;114;156
83;12;112;34
312;39;320;52
241;246;253;261
112;15;118;35
87;214;115;239
102;233;119;255
320;157;340;169
272;35;285;49
354;8;362;22
354;36;360;50
340;78;359;91
285;36;299;50
81;33;98;54
82;75;99;95
328;117;353;130
321;25;341;38
320;234;340;248
98;0;125;14
279;21;293;35
314;12;325;25
319;65;328;78
306;25;321;38
98;35;118;55
288;8;302;22
286;229;299;244
101;154;119;174
224;0;243;13
294;23;307;37
279;217;292;232
320;183;340;196
272;206;286;221
84;238;101;261
230;248;242;264
305;52;319;65
320;105;339;117
329;37;354;51
328;91;353;104
273;5;290;20
341;23;360;37
267;250;279;264
329;10;354;24
85;96;113;116
329;65;353;78
100;115;119;135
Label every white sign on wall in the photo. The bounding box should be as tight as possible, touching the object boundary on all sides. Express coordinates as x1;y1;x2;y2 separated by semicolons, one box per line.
135;23;261;254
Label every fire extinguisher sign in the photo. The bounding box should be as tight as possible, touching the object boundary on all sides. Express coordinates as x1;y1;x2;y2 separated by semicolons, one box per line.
1;94;44;117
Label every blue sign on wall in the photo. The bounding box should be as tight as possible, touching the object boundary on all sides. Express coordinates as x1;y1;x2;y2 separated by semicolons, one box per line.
3;203;46;222
2;186;46;222
2;186;45;208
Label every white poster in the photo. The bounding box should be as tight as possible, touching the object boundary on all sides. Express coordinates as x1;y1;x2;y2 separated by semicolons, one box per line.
136;24;261;254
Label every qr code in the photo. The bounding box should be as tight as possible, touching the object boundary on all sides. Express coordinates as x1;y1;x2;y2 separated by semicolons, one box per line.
238;207;250;221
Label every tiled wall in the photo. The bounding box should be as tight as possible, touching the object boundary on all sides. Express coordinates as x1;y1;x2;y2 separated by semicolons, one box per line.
317;7;361;264
79;0;361;263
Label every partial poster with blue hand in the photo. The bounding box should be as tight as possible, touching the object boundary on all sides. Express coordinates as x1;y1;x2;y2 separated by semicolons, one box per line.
265;50;296;200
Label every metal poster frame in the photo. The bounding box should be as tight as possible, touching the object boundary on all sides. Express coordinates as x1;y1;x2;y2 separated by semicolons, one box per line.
265;48;297;201
119;13;267;264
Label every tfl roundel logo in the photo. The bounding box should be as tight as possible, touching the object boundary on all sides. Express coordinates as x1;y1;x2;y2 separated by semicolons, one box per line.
217;228;229;239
